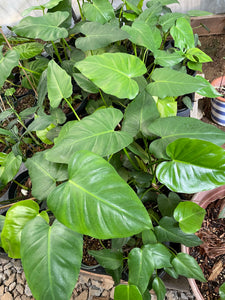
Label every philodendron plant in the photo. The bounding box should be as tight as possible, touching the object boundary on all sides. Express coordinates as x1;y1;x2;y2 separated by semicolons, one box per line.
1;0;225;299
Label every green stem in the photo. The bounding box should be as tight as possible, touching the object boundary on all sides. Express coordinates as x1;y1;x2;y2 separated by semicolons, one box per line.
133;43;137;56
63;38;71;51
64;98;80;121
12;179;29;190
142;48;148;63
99;240;106;249
5;80;21;88
123;148;139;171
99;90;107;107
76;0;84;20
61;39;68;60
18;65;40;76
51;41;62;64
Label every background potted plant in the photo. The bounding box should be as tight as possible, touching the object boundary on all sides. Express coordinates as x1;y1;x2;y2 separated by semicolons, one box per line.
1;0;225;299
211;75;225;126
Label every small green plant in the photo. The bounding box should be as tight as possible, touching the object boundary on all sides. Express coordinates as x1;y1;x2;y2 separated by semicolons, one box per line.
0;0;224;299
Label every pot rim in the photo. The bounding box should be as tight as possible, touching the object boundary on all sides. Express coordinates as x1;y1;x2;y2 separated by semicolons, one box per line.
211;76;225;102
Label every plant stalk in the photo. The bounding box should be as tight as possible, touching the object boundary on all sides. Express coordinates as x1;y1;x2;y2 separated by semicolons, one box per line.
64;98;80;121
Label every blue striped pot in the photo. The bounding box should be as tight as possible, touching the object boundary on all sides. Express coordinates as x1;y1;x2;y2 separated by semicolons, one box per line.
211;76;225;126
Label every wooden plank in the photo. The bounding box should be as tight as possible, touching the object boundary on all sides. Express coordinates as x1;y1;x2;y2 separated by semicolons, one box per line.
191;14;225;36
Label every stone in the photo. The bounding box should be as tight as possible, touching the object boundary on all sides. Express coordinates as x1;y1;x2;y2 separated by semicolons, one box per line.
76;290;88;300
109;287;114;299
88;287;102;298
101;290;109;298
102;278;114;291
15;297;22;300
25;283;33;296
0;273;3;284
3;262;13;270
180;292;189;300
8;282;16;292
16;283;24;295
166;290;179;300
1;292;13;300
4;268;12;278
0;285;4;296
0;265;3;272
16;273;24;285
4;273;16;286
21;272;26;281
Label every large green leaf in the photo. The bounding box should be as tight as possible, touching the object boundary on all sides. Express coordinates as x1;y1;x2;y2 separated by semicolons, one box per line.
75;53;147;99
157;192;181;217
148;116;225;159
152;277;166;300
0;215;5;247
25;151;68;201
1;200;48;258
13;42;44;60
153;50;184;67
48;0;72;29
174;202;206;234
0;152;22;186
82;0;115;24
156;138;225;193
47;150;152;238
21;217;83;300
142;243;172;269
12;12;69;41
172;253;206;282
47;60;72;108
88;249;123;270
122;21;162;53
122;90;160;137
195;75;222;98
73;73;99;93
170;17;195;50
22;0;64;16
159;12;185;32
114;285;142;300
46;108;133;163
137;2;162;26
128;247;154;294
154;217;202;247
76;22;128;51
0;47;20;88
146;68;207;98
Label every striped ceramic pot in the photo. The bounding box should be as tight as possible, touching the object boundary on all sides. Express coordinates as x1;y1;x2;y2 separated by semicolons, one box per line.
211;76;225;126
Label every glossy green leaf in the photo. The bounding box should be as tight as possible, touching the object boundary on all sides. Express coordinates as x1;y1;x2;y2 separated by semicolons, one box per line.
137;2;162;26
12;12;69;41
142;243;172;269
75;53;147;99
47;150;152;239
164;267;179;279
122;21;162;53
122;90;160;137
186;48;212;63
0;47;20;88
155;96;177;117
148;116;225;159
76;22;128;51
13;42;44;60
73;73;99;93
170;17;195;50
0;128;15;137
156;138;225;193
157;192;181;217
88;249;123;270
128;247;154;294
159;12;185;32
114;284;142;300
47;0;72;29
174;202;205;233
25;151;68;201
142;229;157;244
1;200;46;258
0;215;5;247
0;152;22;185
195;75;222;98
146;68;207;98
152;276;166;300
219;282;225;300
154;50;184;67
47;60;72;108
46;108;133;163
154;217;202;247
83;0;115;24
36;123;55;145
22;0;64;16
172;253;206;282
21;217;83;300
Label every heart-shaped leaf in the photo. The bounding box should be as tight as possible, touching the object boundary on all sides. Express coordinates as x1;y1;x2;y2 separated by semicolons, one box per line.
1;200;48;258
114;284;142;300
152;276;166;300
88;249;123;270
47;150;152;238
12;11;69;41
76;22;128;51
170;17;195;50
22;0;64;16
174;202;206;233
148;116;225;159
46;108;133;163
21;217;83;300
159;12;184;32
156;138;225;193
47;60;72;108
146;68;207;98
0;152;22;186
128;247;154;294
172;253;206;282
137;2;162;26
154;217;202;247
75;53;147;99
142;243;172;269
25;151;68;201
195;75;222;98
13;42;44;60
122;21;162;53
154;49;184;67
83;0;115;24
0;47;20;88
122;90;160;137
157;192;181;217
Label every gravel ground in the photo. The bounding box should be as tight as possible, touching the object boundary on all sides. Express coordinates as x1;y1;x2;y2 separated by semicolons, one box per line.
0;255;196;300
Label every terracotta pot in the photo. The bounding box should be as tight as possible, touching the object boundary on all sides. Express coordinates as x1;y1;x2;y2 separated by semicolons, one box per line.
181;185;225;300
211;76;225;126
